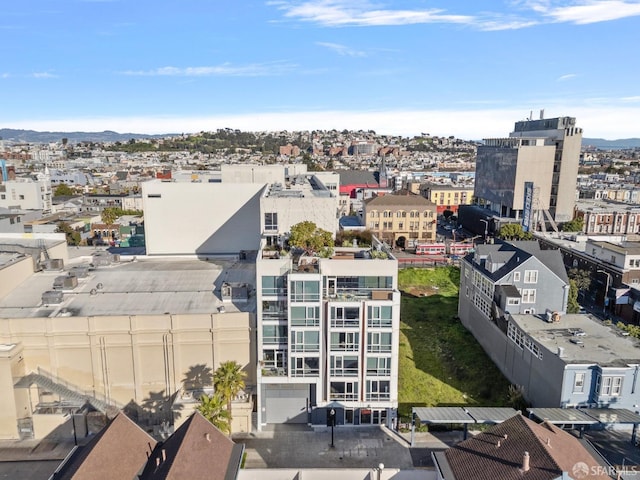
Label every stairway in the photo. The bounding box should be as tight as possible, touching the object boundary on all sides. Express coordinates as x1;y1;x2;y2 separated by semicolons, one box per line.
15;370;121;418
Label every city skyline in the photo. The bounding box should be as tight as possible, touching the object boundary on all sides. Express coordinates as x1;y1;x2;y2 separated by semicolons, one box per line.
2;0;639;140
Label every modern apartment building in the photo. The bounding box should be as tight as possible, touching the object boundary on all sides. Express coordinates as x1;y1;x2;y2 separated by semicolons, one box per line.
475;116;582;225
362;191;437;249
256;239;400;429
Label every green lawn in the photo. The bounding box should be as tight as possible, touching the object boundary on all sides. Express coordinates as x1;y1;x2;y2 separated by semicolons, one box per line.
398;267;511;417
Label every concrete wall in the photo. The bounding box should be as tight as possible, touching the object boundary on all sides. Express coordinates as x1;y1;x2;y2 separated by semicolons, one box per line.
0;312;254;439
142;181;265;255
260;195;338;237
221;165;287;185
512;146;555;211
0;255;33;300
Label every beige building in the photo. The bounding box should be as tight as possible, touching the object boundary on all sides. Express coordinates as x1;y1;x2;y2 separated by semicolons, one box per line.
419;183;474;215
363;192;437;248
0;242;255;440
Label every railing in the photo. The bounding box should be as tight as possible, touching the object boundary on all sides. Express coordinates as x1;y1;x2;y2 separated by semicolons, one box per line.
37;367;124;411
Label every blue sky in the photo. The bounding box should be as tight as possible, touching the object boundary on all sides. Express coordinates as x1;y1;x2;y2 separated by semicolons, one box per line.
2;0;640;139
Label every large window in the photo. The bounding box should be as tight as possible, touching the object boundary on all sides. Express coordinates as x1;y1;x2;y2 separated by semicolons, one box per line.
262;325;287;344
331;306;360;327
366;380;390;401
331;332;359;351
291;357;319;377
335;276;393;290
291;330;320;352
330;355;359;376
367;305;392;327
290;280;320;302
367;332;392;353
524;270;538;284
521;289;536;304
366;356;391;375
330;381;359;400
597;376;623;396
290;306;320;326
264;212;278;231
262;276;286;296
262;300;287;320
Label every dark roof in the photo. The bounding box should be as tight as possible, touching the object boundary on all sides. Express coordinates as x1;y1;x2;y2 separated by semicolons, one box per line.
470;241;568;285
52;413;156;480
338;170;378;186
138;412;244;480
364;192;435;207
438;413;609;480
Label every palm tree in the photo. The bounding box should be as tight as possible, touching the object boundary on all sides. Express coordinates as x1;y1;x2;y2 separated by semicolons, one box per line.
196;392;230;434
213;361;247;435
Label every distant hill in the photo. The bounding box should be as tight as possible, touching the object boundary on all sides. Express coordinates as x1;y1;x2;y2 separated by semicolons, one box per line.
0;128;174;144
582;137;640;149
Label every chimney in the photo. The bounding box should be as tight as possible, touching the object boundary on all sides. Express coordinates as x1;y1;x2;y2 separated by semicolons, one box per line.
496;440;501;448
522;451;530;472
205;433;211;442
546;438;551;447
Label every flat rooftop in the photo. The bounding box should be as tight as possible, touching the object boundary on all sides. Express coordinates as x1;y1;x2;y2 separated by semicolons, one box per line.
511;313;640;367
0;256;256;318
264;175;332;199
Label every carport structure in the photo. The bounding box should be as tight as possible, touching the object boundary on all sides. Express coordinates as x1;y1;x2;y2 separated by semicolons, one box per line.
410;407;519;446
528;408;640;444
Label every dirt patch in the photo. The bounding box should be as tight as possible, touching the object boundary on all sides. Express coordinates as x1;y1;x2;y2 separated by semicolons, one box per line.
403;286;439;297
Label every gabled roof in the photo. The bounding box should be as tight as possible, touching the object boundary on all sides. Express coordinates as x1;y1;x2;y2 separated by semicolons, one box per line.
138;412;244;480
470;241;568;284
52;413;156;480
435;413;609;480
338;170;379;187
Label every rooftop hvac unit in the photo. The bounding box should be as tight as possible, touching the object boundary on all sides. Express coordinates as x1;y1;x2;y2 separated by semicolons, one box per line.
42;290;63;305
41;259;64;271
53;275;78;290
68;265;90;278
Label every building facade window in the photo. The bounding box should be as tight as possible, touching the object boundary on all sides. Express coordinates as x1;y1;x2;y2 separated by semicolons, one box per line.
573;372;585;393
264;212;278;231
597;375;623;396
524;270;538;283
521;289;536;304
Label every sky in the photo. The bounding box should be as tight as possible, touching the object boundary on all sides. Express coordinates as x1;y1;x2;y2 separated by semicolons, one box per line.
1;0;640;140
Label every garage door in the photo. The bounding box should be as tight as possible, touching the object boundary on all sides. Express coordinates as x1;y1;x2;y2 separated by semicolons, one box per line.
264;384;309;424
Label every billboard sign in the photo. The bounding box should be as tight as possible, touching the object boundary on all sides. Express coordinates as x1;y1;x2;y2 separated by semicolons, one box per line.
522;182;534;232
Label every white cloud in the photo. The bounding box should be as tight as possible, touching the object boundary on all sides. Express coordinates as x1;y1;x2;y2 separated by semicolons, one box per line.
31;72;58;79
540;0;640;24
270;1;476;27
557;73;577;81
121;62;297;77
316;41;367;57
269;0;640;30
5;105;640;140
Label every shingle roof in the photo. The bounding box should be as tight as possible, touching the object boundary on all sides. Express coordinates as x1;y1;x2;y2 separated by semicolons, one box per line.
439;413;609;480
338;170;379;186
52;413;156;480
138;412;244;480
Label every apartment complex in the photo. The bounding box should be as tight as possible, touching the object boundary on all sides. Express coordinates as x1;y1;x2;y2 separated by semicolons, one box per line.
256;239;400;429
474;116;582;225
419;183;474;215
362;192;437;249
575;199;640;235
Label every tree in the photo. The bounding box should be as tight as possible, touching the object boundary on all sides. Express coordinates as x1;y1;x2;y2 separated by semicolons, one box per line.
497;223;532;241
567;279;580;314
442;209;454;219
213;361;246;436
101;207;119;225
53;183;75;197
56;221;81;246
288;221;334;257
561;218;584;232
197;392;231;434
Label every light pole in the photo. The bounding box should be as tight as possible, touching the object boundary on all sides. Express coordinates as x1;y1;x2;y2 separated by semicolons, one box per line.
329;408;336;448
479;219;489;242
597;270;612;316
376;463;385;480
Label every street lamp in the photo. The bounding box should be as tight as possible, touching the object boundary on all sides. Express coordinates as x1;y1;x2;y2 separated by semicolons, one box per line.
597;270;612;315
479;219;489;241
376;463;385;480
329;408;336;448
